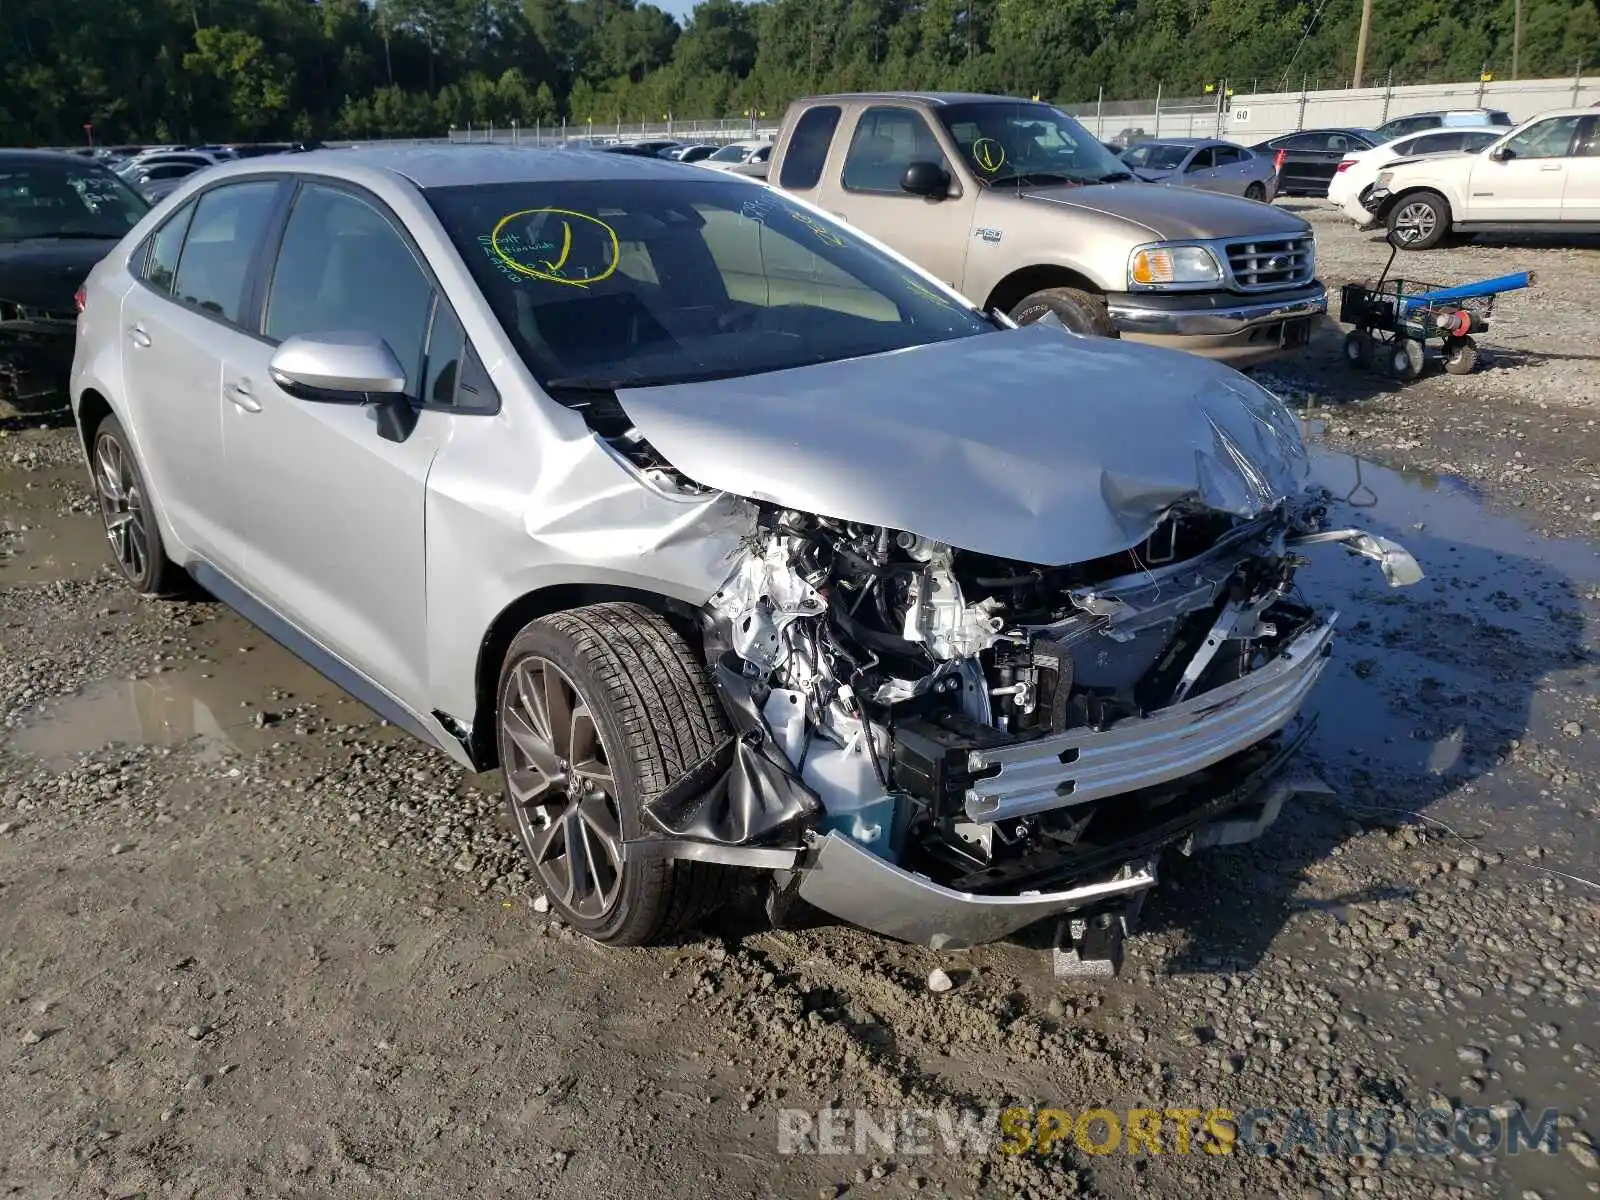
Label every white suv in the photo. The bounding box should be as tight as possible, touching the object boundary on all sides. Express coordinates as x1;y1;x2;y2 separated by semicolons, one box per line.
1328;127;1505;219
1364;108;1600;248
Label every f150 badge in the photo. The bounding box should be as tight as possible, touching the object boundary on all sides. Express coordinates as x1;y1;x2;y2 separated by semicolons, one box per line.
974;227;1004;245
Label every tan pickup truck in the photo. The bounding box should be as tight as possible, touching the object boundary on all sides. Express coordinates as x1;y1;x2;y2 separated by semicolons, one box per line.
767;92;1328;366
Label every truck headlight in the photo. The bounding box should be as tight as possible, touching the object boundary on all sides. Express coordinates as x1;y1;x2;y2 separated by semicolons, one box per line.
1129;243;1223;288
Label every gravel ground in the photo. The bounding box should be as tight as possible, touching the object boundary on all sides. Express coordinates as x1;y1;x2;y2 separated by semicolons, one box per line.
2;205;1599;1198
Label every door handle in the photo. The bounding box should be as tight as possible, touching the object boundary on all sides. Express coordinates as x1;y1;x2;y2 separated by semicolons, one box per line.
226;382;262;413
127;325;151;348
1539;163;1563;171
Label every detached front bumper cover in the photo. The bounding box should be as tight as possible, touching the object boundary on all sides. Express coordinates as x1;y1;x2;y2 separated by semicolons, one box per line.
1106;284;1327;338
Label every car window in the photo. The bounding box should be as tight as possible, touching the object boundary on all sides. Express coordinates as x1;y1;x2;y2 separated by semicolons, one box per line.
264;183;433;395
780;105;842;190
1489;111;1514;126
0;160;148;241
1378;116;1439;140
143;201;196;296
1213;145;1245;165
750;145;771;164
169;180;278;324
1503;116;1582;159
425;178;990;390
1123;143;1189;170
1576;116;1600;158
709;144;747;162
1463;130;1502;152
418;297;492;410
1412;132;1463;154
843;107;948;193
1186;147;1215;171
1279;133;1326;152
1392;137;1420;156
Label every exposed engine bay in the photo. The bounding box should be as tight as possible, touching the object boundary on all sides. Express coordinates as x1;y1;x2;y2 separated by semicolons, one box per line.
641;490;1420;946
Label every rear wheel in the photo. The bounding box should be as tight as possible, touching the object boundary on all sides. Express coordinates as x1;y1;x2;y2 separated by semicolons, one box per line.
1343;329;1374;370
1443;335;1479;376
1244;182;1267;202
1388;191;1450;250
496;603;730;945
1388;337;1426;380
1010;287;1117;338
90;414;184;597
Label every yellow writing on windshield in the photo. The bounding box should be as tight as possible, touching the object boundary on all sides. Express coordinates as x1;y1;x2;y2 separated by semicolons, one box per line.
490;207;619;287
789;209;847;248
972;138;1006;173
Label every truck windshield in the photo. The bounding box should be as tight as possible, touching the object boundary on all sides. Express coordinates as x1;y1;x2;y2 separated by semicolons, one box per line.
935;102;1136;187
426;178;993;390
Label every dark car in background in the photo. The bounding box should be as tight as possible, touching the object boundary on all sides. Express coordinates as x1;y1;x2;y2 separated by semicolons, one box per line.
1251;128;1378;197
1;150;148;414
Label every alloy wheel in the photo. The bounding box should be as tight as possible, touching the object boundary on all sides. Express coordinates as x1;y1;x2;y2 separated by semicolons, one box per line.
1392;201;1436;244
500;656;625;918
93;430;148;582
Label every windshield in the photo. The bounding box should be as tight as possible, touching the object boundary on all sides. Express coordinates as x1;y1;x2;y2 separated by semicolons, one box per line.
427;179;993;390
934;101;1135;187
1121;143;1191;171
709;144;748;162
0;160;148;241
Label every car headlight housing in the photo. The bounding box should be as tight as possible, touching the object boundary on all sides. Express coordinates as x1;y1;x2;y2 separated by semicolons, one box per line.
1128;243;1223;289
1374;171;1393;190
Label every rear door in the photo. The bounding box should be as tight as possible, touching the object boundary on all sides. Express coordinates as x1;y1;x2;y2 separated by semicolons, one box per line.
220;179;470;709
117;179;282;573
1180;146;1220;190
811;104;974;290
1466;115;1581;221
1562;116;1600;222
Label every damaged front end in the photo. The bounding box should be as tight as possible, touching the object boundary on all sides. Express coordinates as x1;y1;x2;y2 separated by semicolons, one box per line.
0;299;76;416
645;497;1418;952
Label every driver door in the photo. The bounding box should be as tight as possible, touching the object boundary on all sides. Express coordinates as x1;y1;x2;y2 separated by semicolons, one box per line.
220;180;454;711
812;105;974;291
1182;146;1220;191
1467;115;1581;221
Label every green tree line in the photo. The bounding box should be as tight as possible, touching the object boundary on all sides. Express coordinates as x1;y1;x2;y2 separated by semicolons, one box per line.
2;0;1596;145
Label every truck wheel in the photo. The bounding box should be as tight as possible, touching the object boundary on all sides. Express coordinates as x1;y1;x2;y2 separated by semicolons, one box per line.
1388;338;1426;380
1343;329;1373;370
1387;191;1450;250
1443;335;1478;376
90;413;185;597
1011;287;1117;338
496;603;731;945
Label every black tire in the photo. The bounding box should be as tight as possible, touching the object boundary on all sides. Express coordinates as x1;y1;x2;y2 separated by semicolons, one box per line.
1388;337;1426;381
1343;329;1374;370
1387;190;1450;250
496;602;731;946
89;413;184;597
1010;286;1117;338
1244;182;1267;202
1443;335;1478;376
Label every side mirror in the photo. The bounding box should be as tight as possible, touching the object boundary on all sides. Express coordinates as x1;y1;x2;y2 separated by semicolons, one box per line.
269;331;406;401
900;160;951;199
1489;145;1512;162
269;331;417;443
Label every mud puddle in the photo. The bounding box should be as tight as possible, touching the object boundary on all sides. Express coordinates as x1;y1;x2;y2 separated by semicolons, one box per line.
0;465;109;585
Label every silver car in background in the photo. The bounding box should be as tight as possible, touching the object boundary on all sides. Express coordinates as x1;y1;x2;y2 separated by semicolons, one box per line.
69;148;1417;960
1120;138;1278;201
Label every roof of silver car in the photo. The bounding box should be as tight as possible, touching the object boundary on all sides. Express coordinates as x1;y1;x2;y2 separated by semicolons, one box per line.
276;144;734;189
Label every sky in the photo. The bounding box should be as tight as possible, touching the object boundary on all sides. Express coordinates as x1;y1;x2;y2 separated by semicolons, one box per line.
659;0;696;21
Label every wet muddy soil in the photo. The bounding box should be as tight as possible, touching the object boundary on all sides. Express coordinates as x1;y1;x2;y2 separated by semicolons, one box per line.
2;208;1599;1199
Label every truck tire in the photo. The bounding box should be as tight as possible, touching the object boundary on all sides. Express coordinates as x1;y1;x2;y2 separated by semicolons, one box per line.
1010;287;1117;338
89;413;186;597
496;603;731;945
1387;191;1450;250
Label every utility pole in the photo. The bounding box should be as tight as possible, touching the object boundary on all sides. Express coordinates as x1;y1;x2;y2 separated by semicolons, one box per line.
1512;0;1522;79
1352;0;1373;88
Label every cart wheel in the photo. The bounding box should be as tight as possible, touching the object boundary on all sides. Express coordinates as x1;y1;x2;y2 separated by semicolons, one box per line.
1443;336;1478;376
1343;329;1374;370
1388;338;1425;381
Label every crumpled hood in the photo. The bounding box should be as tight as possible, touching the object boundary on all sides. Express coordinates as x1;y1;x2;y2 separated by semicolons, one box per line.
614;324;1309;566
0;237;119;313
1020;180;1309;241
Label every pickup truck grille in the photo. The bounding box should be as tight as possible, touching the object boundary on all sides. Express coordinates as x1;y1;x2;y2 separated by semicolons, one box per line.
1223;235;1315;291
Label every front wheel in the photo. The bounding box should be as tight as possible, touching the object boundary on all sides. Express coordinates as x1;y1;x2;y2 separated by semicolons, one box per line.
1388;338;1426;380
496;603;730;945
1388;191;1451;250
1010;287;1117;338
1443;335;1478;376
1343;329;1374;369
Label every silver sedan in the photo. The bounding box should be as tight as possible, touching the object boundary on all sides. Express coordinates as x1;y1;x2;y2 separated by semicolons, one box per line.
1121;138;1279;202
68;147;1412;957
